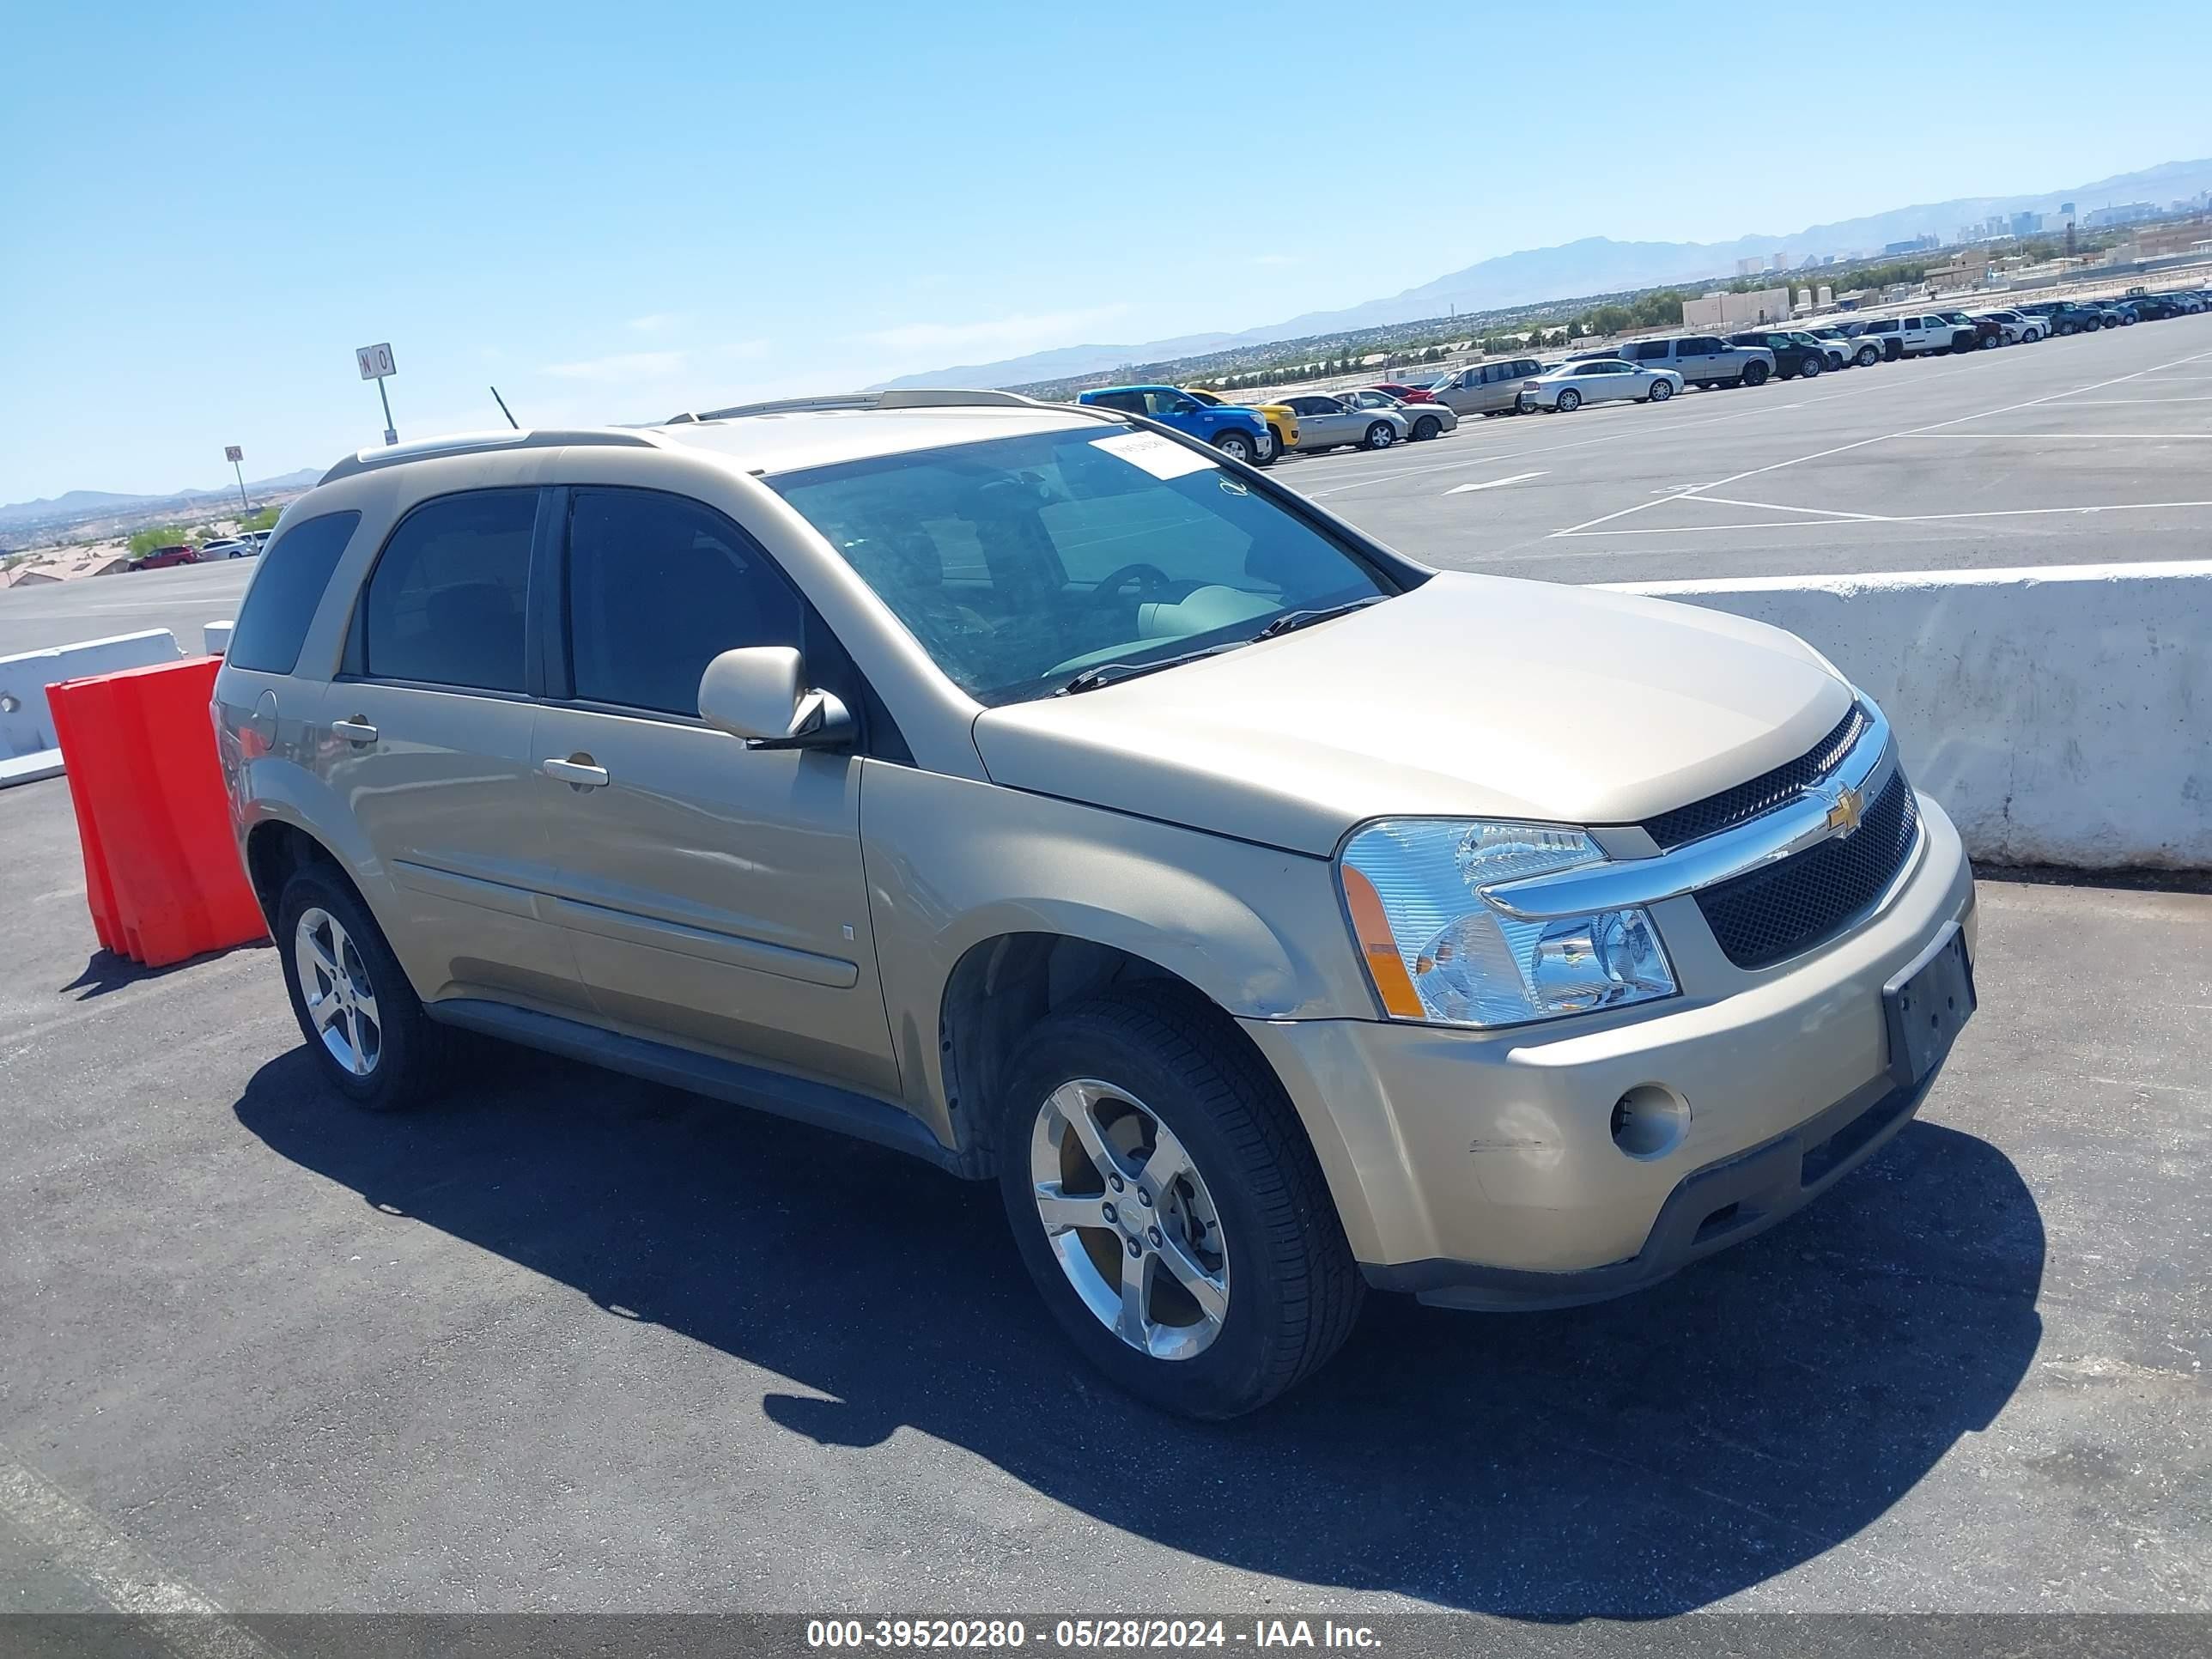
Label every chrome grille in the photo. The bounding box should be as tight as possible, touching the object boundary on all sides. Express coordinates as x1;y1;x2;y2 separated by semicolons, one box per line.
1644;703;1869;850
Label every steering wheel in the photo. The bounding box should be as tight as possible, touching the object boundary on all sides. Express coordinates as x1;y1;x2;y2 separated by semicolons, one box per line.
1084;562;1176;611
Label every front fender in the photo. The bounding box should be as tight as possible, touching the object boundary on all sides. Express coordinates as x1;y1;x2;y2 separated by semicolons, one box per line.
859;761;1376;1131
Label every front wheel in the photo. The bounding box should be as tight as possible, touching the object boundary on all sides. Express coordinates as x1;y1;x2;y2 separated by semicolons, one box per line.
1363;421;1395;449
1797;356;1821;378
997;988;1364;1419
1554;387;1581;411
1856;343;1881;367
1647;378;1674;402
1212;431;1254;465
1412;415;1441;441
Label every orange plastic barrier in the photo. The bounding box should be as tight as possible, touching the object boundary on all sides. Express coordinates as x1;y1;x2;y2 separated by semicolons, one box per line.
45;656;268;968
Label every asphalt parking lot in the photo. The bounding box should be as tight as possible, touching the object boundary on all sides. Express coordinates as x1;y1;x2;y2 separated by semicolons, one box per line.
4;315;2209;664
3;770;2208;1626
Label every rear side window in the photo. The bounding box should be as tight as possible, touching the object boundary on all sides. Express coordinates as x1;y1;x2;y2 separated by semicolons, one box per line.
362;489;537;692
225;510;359;674
564;488;803;716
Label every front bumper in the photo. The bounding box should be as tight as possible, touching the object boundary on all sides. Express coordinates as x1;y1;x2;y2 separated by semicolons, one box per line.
1240;791;1977;1302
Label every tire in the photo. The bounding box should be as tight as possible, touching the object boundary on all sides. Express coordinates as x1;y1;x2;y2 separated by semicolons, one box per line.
1412;415;1441;441
1212;431;1254;465
276;862;442;1111
2083;316;2101;331
1263;425;1290;465
995;985;1364;1419
1797;356;1821;379
2057;320;2077;336
1981;333;2000;349
1647;378;1674;401
1363;421;1395;450
1855;343;1881;367
1741;361;1770;386
1554;388;1581;411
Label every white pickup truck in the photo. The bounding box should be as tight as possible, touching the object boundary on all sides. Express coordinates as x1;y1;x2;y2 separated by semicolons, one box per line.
1855;314;1973;361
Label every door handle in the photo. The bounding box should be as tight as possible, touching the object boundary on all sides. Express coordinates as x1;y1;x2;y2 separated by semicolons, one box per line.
543;755;610;789
331;717;379;744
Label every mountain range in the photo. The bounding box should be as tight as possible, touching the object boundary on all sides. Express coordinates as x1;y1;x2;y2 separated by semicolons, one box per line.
878;157;2212;391
0;469;325;532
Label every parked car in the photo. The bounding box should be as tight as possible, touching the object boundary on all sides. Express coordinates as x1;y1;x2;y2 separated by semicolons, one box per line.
1727;331;1827;380
1366;382;1440;404
129;544;199;570
1936;311;2004;351
1428;356;1547;417
200;538;251;559
215;389;1975;1417
1612;335;1775;390
1516;359;1684;411
2018;301;2106;336
1807;324;1883;368
1339;388;1455;441
1856;315;1967;360
1972;309;2045;344
2161;290;2208;314
1276;393;1412;451
2120;293;2183;320
1182;387;1298;458
1077;385;1278;465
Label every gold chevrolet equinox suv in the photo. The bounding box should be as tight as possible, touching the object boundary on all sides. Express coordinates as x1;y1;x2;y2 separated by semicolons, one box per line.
215;389;1977;1418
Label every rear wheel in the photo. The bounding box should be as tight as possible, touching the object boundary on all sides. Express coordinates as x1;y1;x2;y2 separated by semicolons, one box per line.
1412;414;1441;441
996;988;1364;1419
1363;421;1395;449
276;864;442;1111
1981;332;2000;349
1741;361;1771;386
1554;387;1581;411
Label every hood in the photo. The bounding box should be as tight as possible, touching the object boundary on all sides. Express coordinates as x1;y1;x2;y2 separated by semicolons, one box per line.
970;572;1854;857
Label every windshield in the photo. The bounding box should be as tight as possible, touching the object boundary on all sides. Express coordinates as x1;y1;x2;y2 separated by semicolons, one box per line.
769;424;1399;705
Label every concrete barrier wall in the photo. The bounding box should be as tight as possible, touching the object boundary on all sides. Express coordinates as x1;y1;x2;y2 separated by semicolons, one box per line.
1600;562;2212;870
204;620;234;656
0;629;185;787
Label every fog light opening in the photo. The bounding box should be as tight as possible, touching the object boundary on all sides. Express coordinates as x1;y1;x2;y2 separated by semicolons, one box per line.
1611;1085;1689;1160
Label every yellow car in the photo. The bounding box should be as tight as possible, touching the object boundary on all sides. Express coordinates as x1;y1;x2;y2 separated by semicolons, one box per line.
1184;387;1297;458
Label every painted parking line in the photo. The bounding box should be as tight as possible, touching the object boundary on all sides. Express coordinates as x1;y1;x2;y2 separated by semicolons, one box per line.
1553;498;2212;536
1549;344;2212;538
1444;471;1547;495
0;1455;277;1659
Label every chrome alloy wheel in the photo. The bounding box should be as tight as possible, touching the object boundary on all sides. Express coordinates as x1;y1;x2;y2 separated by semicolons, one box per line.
295;906;382;1076
1030;1079;1231;1360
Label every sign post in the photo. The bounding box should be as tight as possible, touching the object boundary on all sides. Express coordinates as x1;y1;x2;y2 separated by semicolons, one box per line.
356;343;399;446
224;446;248;514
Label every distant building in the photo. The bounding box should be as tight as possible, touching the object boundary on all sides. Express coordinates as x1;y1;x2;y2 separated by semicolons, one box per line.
1882;233;1941;256
2009;210;2044;238
1770;252;1788;270
1682;285;1793;330
2085;202;2156;228
1735;257;1763;276
2059;201;2076;224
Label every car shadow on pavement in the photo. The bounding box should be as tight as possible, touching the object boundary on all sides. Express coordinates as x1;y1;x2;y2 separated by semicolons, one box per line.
236;1044;2045;1620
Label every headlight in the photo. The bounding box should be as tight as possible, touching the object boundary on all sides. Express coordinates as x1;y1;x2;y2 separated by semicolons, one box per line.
1340;819;1676;1028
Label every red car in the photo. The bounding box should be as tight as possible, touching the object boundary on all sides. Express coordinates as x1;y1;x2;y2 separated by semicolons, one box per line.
129;544;200;570
1369;381;1438;404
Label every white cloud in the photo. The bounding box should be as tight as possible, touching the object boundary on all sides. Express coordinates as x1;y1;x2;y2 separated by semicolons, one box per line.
625;313;683;333
543;350;688;383
1252;252;1297;267
858;303;1136;358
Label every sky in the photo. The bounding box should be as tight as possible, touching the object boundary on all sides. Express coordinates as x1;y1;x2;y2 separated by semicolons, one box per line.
3;0;2209;503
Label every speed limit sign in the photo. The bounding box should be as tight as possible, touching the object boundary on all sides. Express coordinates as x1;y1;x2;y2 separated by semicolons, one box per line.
224;445;243;464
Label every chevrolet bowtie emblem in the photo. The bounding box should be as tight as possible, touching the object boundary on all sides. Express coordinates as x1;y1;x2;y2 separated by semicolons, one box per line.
1823;781;1866;838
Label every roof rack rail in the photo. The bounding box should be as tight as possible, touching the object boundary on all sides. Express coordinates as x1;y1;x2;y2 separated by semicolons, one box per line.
318;428;658;485
675;387;1094;423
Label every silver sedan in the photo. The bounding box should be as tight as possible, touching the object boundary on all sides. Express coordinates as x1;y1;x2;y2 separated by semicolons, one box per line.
1278;393;1414;452
1338;389;1457;442
1516;359;1684;412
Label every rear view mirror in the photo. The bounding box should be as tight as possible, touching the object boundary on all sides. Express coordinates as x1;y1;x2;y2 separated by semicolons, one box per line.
698;646;854;751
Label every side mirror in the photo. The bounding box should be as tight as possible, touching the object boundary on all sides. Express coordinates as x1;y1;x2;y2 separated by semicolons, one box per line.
698;646;854;751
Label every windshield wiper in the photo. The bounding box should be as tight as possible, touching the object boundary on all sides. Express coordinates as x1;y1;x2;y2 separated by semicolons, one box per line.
1054;642;1243;696
1249;594;1388;641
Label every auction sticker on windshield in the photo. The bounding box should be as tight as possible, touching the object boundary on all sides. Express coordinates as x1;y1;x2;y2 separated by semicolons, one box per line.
1091;430;1218;480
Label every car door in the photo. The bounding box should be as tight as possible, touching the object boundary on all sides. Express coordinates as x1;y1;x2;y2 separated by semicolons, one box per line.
1596;362;1642;403
320;486;592;1012
526;484;902;1097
